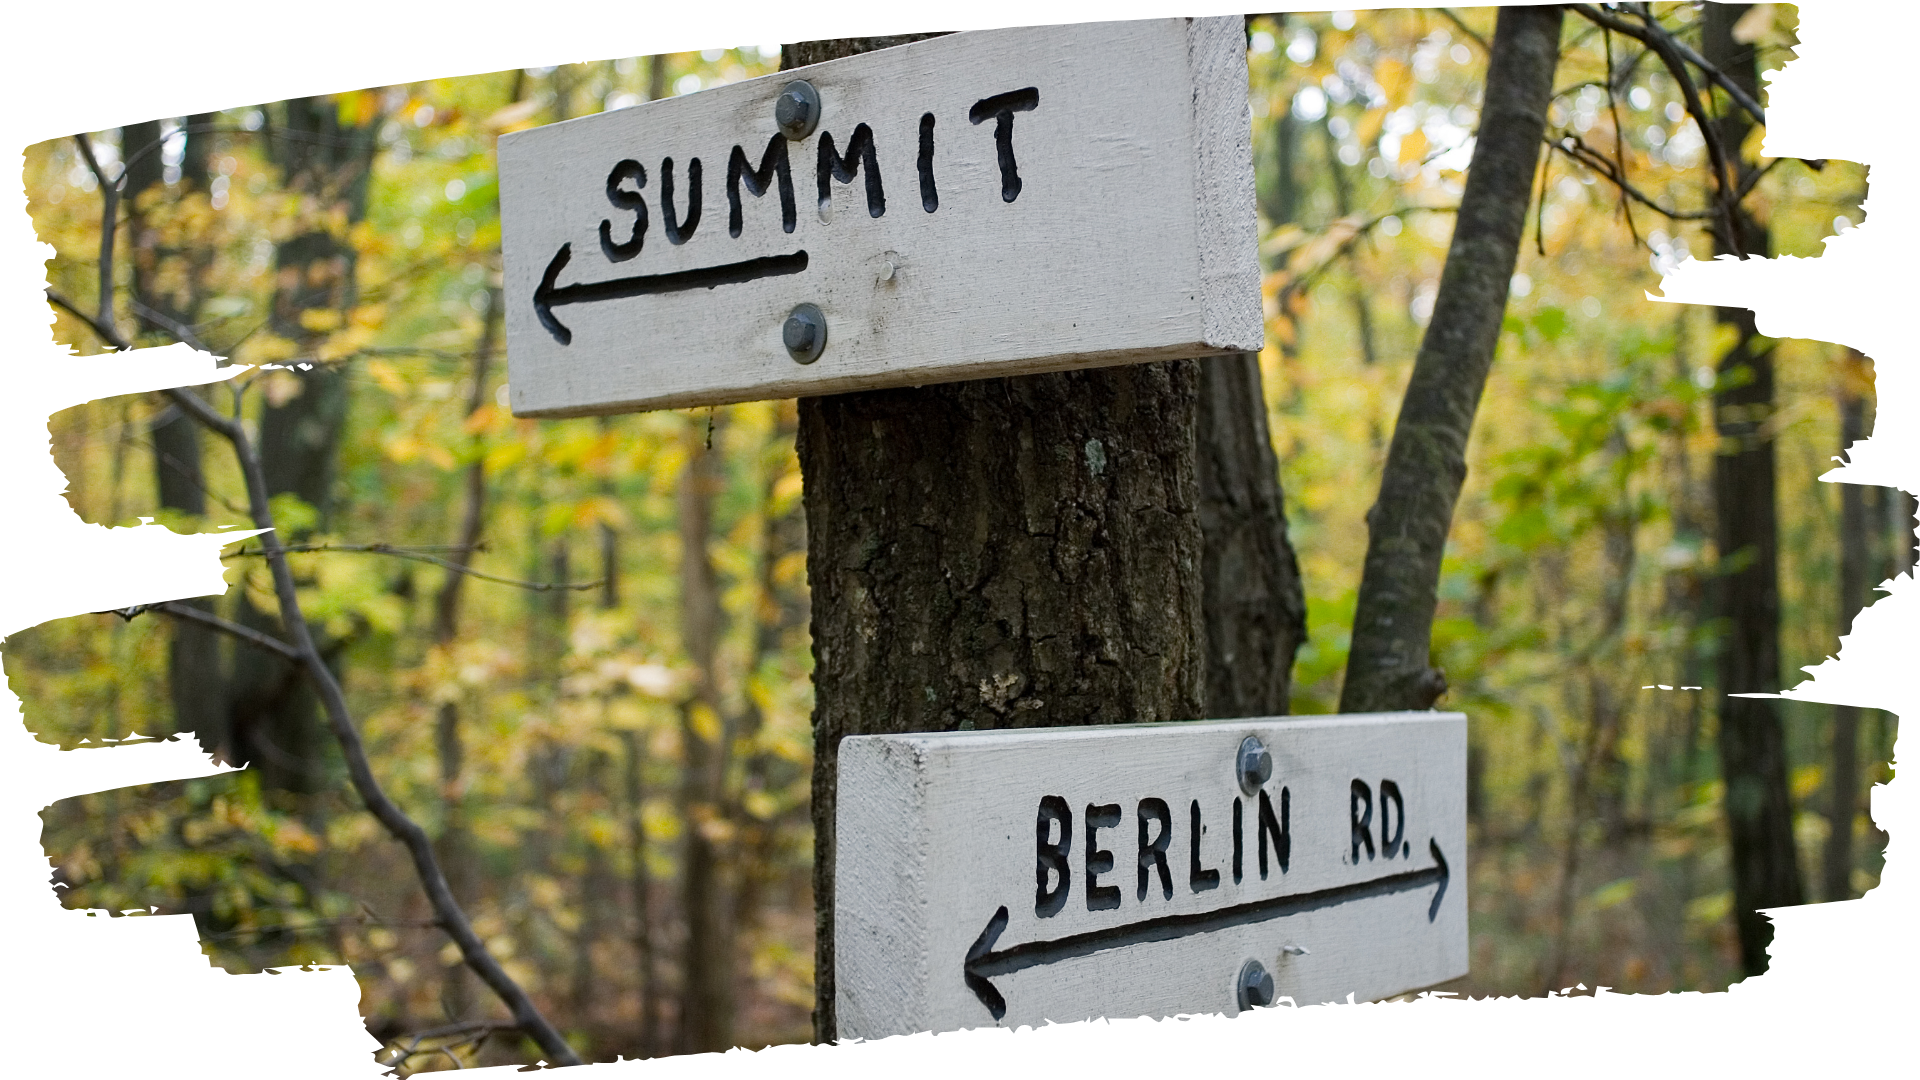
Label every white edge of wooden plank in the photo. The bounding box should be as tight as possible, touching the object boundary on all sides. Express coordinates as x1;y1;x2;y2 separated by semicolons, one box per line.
509;342;1214;418
1188;14;1264;354
834;736;934;1038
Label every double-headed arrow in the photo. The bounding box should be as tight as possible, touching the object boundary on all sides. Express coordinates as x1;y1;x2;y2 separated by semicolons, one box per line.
962;837;1451;1020
532;242;810;345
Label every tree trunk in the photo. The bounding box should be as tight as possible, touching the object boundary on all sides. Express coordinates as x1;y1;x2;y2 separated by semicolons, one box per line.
787;36;1209;1043
227;94;378;795
430;267;502;1022
121;116;229;754
1823;355;1869;902
676;416;735;1054
621;727;660;1057
1701;3;1803;976
1195;353;1305;716
1339;5;1563;713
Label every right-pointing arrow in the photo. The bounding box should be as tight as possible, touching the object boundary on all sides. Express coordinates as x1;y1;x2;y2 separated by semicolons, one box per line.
962;838;1451;1020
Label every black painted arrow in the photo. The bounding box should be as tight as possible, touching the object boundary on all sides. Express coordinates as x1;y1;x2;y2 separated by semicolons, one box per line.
532;242;810;345
963;837;1451;1020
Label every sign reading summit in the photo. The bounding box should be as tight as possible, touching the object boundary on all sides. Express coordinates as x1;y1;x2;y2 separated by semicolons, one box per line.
497;17;1261;417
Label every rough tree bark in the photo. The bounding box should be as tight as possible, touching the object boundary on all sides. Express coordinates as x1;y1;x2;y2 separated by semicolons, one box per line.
227;95;379;794
788;34;1213;1043
1339;5;1564;713
1701;2;1803;975
1195;352;1306;717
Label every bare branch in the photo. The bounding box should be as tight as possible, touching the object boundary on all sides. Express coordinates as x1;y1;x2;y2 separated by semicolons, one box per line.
1437;8;1491;55
1277;205;1460;309
1546;133;1715;221
129;297;216;353
119;599;302;662
1569;3;1766;127
71;134;121;340
222;540;600;592
45;288;129;351
1601;26;1642;246
163;381;583;1068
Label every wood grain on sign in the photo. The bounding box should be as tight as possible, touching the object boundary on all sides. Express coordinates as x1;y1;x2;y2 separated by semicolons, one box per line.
497;17;1261;417
834;713;1467;1039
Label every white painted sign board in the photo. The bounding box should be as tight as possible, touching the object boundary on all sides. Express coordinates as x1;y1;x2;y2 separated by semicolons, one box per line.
835;713;1467;1039
497;17;1261;417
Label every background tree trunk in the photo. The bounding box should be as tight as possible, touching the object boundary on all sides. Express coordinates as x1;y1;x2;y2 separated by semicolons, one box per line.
1195;352;1306;716
1701;2;1803;975
226;95;378;795
676;415;735;1054
1823;351;1869;902
1339;4;1564;713
122;117;228;754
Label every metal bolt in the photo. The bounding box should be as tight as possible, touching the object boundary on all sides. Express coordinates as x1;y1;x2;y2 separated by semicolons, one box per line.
774;80;821;140
783;303;827;364
1237;959;1274;1011
1236;735;1272;796
1281;943;1310;957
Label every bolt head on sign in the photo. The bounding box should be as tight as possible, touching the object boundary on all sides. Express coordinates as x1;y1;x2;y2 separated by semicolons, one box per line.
496;17;1261;417
834;713;1468;1039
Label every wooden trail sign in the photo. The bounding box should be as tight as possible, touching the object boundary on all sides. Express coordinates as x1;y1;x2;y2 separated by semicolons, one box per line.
834;713;1467;1039
497;17;1261;417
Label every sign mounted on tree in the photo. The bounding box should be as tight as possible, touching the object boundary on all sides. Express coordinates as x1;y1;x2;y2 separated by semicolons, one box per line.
834;713;1467;1038
497;17;1261;417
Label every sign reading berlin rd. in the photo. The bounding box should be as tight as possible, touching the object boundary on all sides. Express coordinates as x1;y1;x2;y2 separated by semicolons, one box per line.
834;714;1467;1039
497;17;1260;417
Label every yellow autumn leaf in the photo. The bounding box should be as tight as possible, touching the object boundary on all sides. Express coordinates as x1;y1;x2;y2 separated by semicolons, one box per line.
364;358;407;395
1356;107;1386;149
245;333;301;364
1375;58;1411;104
298;307;343;333
1399;128;1430;166
688;702;723;744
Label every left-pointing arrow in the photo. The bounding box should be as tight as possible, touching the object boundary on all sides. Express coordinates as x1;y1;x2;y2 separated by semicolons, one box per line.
532;242;810;345
963;837;1452;1020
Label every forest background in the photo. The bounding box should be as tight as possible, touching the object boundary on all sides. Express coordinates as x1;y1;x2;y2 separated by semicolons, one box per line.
9;3;1899;1072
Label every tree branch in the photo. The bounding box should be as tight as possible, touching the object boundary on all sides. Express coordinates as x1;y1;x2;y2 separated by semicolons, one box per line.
1277;205;1460;310
222;540;600;592
1546;133;1715;221
129;297;215;353
119;599;302;662
71;134;120;340
1437;8;1490;55
162;389;581;1067
1569;3;1765;127
45;288;129;351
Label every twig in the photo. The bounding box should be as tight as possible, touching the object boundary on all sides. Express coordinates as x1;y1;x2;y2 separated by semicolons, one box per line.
1277;205;1459;308
1569;3;1765;127
46;288;129;351
1620;12;1743;254
130;297;215;353
163;380;583;1068
116;599;302;663
222;541;599;592
72;134;120;339
1601;26;1642;246
1547;133;1715;221
1437;8;1490;55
